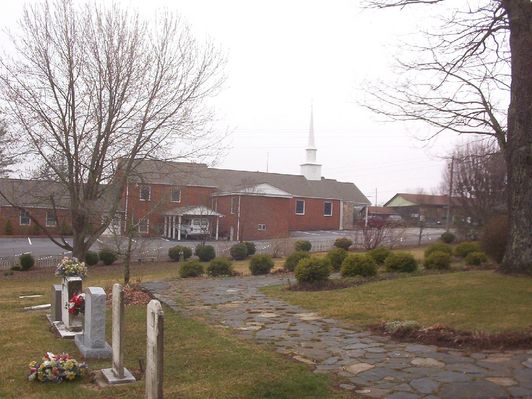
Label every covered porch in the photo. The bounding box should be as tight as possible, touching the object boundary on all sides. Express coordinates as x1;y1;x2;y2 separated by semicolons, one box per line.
162;205;223;241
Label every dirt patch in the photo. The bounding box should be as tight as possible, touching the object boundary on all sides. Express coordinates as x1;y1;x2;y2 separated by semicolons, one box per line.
372;322;532;350
106;283;152;306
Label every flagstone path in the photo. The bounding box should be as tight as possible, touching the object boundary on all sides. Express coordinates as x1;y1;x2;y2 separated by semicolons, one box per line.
141;275;532;399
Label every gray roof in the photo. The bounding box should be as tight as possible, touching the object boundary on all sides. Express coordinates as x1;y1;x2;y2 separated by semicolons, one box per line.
131;160;370;204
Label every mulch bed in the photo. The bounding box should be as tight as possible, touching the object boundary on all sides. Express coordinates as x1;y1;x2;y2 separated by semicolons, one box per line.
372;322;532;350
106;283;152;306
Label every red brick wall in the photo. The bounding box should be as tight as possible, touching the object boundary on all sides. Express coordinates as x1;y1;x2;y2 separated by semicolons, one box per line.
0;206;72;236
288;198;340;231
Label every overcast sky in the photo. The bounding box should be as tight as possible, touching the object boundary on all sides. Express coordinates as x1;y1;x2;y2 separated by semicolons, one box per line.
1;0;467;205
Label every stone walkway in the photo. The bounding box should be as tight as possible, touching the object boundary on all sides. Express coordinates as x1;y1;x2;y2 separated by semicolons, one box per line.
141;275;532;399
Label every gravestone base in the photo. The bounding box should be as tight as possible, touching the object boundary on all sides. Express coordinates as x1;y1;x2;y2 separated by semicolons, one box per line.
101;367;136;384
50;320;83;339
75;335;112;359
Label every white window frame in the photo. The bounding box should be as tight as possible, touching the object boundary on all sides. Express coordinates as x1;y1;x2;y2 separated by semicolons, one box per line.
323;201;333;217
295;199;305;215
20;210;31;226
138;218;149;234
46;211;57;227
171;187;181;202
231;197;239;214
139;185;151;201
258;224;266;231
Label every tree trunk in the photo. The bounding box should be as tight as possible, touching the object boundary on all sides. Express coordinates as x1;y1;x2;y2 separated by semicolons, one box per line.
124;230;133;285
501;0;532;274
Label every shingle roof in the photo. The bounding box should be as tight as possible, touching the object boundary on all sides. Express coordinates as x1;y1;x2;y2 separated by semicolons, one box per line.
367;206;399;215
131;160;370;203
385;193;462;207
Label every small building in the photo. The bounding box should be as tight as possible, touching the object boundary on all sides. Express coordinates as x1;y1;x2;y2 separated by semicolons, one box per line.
384;193;462;226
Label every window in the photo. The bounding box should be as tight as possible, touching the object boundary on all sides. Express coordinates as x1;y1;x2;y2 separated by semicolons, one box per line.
295;199;305;215
323;201;333;217
20;210;31;225
171;187;181;202
231;196;239;214
46;212;57;227
139;185;151;201
138;218;149;234
258;224;266;231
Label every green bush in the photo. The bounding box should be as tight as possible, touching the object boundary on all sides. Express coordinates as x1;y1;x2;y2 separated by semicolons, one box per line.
465;251;488;266
284;251;310;272
385;252;418;273
440;231;456;243
424;242;452;258
368;246;392;264
424;250;451;270
454;241;481;258
98;248;118;265
179;260;205;278
341;254;377;277
243;241;256;256
481;215;508;263
334;237;352;251
85;251;99;266
294;257;330;284
294;240;312;252
168;245;192;261
230;243;248;260
195;244;216;262
4;220;13;235
207;257;233;277
19;253;35;271
326;248;348;271
249;254;274;275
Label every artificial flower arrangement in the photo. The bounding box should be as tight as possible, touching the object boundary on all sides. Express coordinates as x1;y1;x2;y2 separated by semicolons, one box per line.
55;257;87;278
28;352;87;383
67;292;85;315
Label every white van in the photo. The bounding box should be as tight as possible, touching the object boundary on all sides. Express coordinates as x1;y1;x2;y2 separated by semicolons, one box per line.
179;218;209;239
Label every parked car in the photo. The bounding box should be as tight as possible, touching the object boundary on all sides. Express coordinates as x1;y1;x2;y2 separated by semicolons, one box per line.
367;216;385;228
179;218;209;239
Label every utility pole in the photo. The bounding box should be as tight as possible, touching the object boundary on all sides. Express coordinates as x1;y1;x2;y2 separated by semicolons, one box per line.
266;152;269;173
375;188;378;206
445;156;455;232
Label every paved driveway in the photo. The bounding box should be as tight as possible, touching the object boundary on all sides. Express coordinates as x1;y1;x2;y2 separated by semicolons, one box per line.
143;275;532;399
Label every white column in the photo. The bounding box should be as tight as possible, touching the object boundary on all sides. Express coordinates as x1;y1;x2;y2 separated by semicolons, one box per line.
171;217;176;239
163;217;168;238
215;217;219;240
177;215;182;241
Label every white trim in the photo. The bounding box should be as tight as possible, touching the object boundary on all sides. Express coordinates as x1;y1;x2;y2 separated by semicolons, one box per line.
19;209;31;226
171;187;181;202
257;223;266;231
139;185;151;201
45;211;57;227
323;201;333;217
295;199;305;215
138;218;149;234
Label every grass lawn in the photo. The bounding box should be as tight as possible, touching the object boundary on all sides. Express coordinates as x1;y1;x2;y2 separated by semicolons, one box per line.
0;263;349;399
263;270;532;333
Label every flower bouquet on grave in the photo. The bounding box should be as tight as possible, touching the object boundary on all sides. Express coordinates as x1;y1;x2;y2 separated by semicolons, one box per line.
28;352;87;383
55;257;87;278
66;292;85;316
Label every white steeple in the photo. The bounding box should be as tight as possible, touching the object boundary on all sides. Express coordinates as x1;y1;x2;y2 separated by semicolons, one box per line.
300;104;322;180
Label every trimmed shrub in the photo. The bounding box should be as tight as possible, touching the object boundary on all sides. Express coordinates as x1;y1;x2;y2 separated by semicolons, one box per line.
465;251;488;266
168;245;192;261
341;254;377;277
230;243;248;260
334;237;353;251
195;244;216;262
294;257;330;284
284;251;310;272
207;257;233;277
85;251;99;266
440;231;456;244
424;242;452;258
249;254;274;275
481;215;508;263
179;260;205;278
424;250;451;270
385;252;418;273
19;253;35;271
294;240;312;252
454;241;481;258
368;246;391;264
4;220;13;235
326;248;348;272
243;241;256;256
98;248;118;265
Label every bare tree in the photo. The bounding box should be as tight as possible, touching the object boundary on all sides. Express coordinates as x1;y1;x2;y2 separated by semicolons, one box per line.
363;0;531;274
0;0;224;259
0;121;15;177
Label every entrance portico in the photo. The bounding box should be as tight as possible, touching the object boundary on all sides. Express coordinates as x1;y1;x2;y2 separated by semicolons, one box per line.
162;205;223;240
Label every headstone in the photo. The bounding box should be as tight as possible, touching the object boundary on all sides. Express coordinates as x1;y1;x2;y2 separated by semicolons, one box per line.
145;299;164;399
47;284;62;324
102;283;136;384
61;276;83;331
75;287;112;358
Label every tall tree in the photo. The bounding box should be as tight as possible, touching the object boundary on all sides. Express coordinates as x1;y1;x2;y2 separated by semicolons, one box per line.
0;0;224;259
364;0;531;274
0;121;14;177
